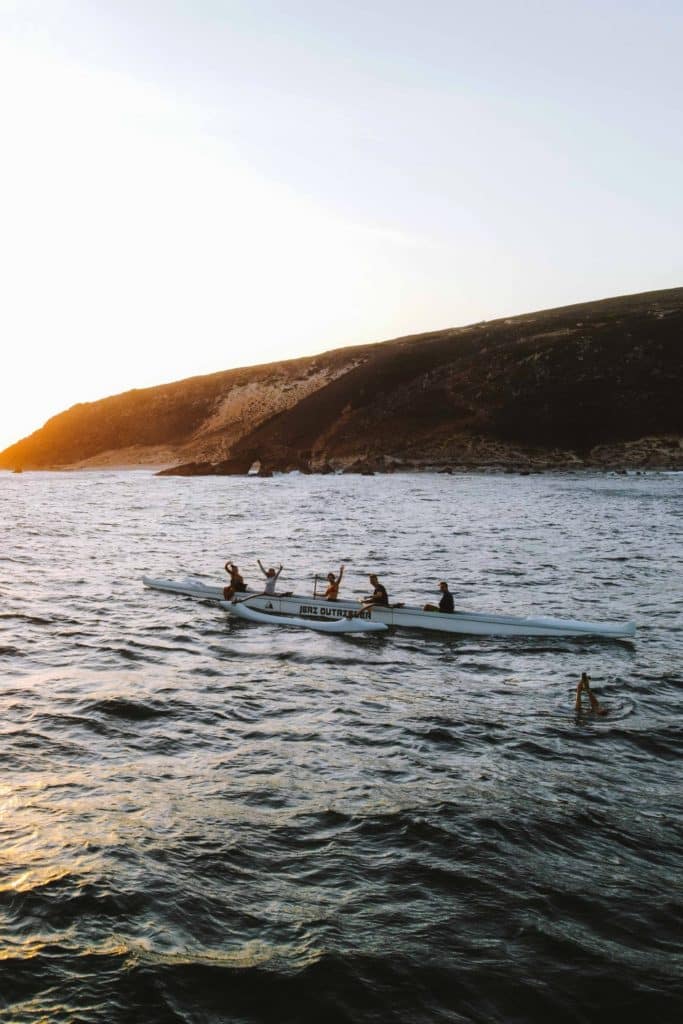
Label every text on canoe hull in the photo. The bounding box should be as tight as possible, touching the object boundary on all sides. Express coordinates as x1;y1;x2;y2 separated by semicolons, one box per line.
298;604;371;620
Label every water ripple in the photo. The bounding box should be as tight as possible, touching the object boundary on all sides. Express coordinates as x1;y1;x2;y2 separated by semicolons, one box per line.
0;470;681;1023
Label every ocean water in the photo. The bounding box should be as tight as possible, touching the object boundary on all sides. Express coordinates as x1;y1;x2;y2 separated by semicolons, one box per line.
0;470;681;1024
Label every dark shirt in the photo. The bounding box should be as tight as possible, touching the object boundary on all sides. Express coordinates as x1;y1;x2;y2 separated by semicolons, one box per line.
439;590;454;613
371;583;389;606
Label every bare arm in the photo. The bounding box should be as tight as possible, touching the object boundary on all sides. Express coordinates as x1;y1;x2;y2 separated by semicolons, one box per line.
575;676;607;715
587;689;607;715
274;565;283;580
338;565;345;584
257;559;267;577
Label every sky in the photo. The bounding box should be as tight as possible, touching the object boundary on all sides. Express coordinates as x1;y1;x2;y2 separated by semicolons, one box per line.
1;0;681;451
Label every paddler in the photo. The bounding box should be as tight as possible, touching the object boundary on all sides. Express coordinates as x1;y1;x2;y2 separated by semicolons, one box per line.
223;562;247;600
423;580;454;613
324;565;345;600
574;672;607;715
257;559;283;595
361;573;389;609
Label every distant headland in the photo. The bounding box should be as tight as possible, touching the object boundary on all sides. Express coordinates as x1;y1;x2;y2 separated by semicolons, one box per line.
1;287;681;474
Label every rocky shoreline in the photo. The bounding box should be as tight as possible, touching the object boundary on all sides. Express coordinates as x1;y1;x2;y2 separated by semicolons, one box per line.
157;435;683;477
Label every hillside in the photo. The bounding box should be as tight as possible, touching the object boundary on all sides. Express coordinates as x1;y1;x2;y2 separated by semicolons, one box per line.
1;287;681;473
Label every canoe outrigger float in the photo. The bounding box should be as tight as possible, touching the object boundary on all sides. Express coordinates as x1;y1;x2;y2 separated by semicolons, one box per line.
142;577;636;639
229;597;387;633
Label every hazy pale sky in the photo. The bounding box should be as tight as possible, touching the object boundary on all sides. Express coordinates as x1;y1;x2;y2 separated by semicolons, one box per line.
1;0;681;450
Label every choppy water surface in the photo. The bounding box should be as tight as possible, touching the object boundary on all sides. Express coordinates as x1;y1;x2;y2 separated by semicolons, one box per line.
1;471;681;1023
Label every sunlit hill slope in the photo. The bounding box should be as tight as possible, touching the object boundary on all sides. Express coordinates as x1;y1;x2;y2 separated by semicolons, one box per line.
1;287;681;473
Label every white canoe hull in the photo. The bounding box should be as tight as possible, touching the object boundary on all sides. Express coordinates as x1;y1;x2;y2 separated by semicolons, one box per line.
143;577;636;639
143;576;230;601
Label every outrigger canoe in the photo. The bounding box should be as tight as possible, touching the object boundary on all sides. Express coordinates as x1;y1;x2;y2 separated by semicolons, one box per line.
142;577;636;639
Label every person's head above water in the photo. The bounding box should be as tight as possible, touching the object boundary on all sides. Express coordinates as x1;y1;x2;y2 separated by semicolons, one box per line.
439;581;449;591
327;572;336;582
369;574;378;583
266;567;276;576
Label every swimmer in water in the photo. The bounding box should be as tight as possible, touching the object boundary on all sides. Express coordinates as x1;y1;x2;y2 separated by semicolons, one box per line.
575;672;607;715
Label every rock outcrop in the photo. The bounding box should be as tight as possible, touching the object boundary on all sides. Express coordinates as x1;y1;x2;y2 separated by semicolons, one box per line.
1;287;681;473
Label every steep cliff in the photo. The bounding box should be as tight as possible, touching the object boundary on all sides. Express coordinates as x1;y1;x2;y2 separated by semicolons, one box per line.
2;287;681;472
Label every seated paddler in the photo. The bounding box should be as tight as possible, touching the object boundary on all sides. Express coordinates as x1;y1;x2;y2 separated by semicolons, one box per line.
361;573;389;608
223;562;247;600
324;565;345;601
257;559;283;595
423;581;454;613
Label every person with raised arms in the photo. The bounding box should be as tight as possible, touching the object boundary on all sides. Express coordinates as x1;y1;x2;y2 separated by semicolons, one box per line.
324;565;345;601
257;559;283;595
223;562;247;601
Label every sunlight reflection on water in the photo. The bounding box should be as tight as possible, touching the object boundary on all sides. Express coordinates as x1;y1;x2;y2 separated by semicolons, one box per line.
0;470;681;1022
